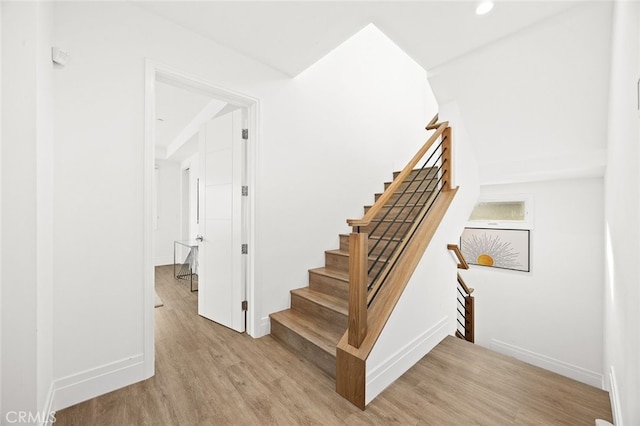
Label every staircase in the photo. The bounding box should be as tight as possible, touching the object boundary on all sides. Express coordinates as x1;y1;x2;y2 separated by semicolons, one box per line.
269;169;438;378
270;115;455;408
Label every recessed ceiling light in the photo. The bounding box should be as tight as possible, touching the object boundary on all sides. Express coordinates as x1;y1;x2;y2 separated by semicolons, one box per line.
476;1;494;15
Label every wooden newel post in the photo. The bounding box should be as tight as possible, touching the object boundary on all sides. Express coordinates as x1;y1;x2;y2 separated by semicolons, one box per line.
441;126;453;191
348;232;368;348
464;295;475;343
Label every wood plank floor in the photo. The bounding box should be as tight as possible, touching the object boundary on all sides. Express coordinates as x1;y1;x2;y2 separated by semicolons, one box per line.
55;265;612;425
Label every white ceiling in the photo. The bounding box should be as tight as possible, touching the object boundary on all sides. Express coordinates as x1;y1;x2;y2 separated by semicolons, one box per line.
155;80;213;150
149;0;592;165
134;1;580;76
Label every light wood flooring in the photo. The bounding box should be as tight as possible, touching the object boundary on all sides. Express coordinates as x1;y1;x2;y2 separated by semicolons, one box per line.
55;265;612;425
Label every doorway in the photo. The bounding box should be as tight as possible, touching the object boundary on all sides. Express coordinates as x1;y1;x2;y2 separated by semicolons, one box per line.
144;61;257;377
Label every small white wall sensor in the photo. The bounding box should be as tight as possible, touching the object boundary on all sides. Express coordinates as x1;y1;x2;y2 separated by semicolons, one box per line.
51;47;69;66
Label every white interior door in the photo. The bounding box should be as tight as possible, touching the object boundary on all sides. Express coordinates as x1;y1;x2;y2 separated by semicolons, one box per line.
198;108;245;332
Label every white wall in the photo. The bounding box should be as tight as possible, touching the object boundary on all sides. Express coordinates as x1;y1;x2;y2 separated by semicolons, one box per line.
1;1;55;423
428;2;612;184
255;23;437;335
425;0;612;392
603;2;640;425
465;178;604;387
366;102;480;403
35;1;55;420
1;4;38;418
51;2;283;409
51;4;434;409
0;2;3;418
154;160;181;266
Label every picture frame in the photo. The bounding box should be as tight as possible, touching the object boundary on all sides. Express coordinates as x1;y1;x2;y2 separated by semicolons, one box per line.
460;227;530;272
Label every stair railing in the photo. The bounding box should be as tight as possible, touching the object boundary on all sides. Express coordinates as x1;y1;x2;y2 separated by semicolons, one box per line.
448;244;475;343
345;115;453;349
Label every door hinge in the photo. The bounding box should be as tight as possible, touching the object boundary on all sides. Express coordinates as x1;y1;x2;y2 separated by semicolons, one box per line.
242;129;248;140
241;185;248;196
242;300;248;311
241;243;248;254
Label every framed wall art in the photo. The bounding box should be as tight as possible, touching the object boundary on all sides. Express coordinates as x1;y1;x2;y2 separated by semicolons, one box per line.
460;227;530;272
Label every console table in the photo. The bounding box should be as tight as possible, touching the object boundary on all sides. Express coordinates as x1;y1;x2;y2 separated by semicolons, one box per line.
173;240;199;292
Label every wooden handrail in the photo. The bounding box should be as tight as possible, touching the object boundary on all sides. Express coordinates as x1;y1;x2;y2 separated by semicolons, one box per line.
447;244;469;270
425;114;439;130
448;244;473;293
347;119;449;228
457;273;474;295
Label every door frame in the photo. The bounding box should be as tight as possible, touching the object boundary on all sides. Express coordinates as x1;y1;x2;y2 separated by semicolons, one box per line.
143;59;258;378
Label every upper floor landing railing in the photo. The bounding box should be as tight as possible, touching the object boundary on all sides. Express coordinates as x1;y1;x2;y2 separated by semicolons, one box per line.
448;244;475;343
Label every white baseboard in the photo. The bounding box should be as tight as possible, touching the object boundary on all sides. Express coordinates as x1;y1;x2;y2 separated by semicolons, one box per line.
609;366;622;426
52;354;145;411
366;317;449;405
490;339;603;388
256;316;271;337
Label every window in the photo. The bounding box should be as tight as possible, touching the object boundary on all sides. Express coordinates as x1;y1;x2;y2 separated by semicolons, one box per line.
468;195;533;229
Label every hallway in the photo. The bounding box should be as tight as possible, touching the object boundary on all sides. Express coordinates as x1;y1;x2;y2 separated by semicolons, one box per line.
55;266;612;425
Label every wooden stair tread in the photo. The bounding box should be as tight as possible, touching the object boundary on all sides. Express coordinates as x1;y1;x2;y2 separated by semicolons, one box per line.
309;267;348;282
384;180;437;186
374;190;433;197
367;218;415;224
365;202;428;209
291;287;348;316
270;309;342;356
393;167;438;178
325;249;389;263
340;233;402;243
325;249;349;256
